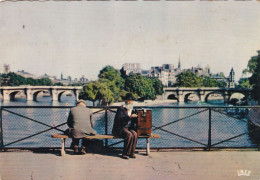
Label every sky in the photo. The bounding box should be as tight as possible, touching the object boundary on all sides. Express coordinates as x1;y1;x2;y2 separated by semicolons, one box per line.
0;1;260;81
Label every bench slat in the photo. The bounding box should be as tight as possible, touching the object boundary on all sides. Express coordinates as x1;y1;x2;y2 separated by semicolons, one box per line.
51;133;160;139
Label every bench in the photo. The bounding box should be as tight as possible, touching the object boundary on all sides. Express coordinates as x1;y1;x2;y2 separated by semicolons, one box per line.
51;133;160;156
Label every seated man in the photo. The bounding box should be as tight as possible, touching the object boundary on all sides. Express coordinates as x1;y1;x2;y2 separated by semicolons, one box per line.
66;99;96;155
112;93;138;159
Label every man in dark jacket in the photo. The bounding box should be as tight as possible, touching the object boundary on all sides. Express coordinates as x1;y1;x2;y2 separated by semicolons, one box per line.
112;93;138;159
67;99;96;154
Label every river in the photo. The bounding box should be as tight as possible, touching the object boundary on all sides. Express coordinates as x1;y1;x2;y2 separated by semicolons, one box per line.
0;96;256;149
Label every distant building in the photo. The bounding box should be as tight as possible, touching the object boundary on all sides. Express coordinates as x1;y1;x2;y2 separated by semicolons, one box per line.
210;73;227;84
4;64;10;74
189;64;211;76
227;68;235;88
80;75;88;83
145;58;184;86
38;73;55;82
146;64;179;86
16;70;36;78
121;63;142;75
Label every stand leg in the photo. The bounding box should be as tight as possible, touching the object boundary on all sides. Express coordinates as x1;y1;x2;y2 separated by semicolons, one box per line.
61;138;66;156
146;138;150;156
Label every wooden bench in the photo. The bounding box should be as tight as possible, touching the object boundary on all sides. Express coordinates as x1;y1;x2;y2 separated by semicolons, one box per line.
51;133;160;156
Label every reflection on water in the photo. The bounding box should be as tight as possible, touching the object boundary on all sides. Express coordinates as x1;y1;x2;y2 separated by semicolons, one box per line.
0;97;256;148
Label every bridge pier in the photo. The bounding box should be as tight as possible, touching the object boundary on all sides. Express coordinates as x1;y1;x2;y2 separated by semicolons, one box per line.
199;94;206;102
199;91;206;102
178;91;184;102
74;90;80;101
50;89;59;101
26;89;33;101
2;90;10;101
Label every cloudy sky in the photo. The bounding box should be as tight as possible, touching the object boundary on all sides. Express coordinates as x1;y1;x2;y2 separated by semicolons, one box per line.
0;1;260;81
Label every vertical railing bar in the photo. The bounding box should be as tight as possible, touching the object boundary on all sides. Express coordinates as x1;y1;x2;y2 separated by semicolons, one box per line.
0;106;4;151
105;107;108;148
207;107;212;150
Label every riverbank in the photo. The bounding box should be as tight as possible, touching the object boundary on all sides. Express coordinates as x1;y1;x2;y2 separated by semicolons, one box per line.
1;149;259;180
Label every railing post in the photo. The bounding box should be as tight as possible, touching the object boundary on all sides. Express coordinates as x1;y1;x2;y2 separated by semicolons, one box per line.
207;107;212;151
105;107;108;148
0;107;4;151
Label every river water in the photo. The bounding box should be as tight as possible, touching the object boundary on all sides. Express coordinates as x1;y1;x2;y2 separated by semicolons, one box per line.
0;96;257;148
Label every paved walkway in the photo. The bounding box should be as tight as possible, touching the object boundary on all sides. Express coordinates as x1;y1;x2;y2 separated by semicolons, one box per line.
0;149;260;180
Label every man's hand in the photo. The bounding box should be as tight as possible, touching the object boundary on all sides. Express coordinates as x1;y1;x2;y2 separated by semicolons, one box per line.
130;114;137;118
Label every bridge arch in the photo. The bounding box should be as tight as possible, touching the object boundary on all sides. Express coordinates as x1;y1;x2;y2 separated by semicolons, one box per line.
229;92;249;105
167;93;178;101
204;91;225;102
57;90;76;102
9;90;26;101
32;90;48;101
183;92;200;102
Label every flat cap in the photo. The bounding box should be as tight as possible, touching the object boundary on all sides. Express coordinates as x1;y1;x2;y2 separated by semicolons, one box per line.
77;99;87;105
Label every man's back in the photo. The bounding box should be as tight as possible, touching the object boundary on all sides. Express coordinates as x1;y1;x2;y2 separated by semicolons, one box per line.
67;106;96;138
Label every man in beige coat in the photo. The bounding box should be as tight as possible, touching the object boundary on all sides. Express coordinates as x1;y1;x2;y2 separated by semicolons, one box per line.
67;100;96;154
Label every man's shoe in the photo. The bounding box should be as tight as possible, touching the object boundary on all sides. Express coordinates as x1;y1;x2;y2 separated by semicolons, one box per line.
121;154;129;159
81;146;87;155
73;145;79;155
129;154;136;158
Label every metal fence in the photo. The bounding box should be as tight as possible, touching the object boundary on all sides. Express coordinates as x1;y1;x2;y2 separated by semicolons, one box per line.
1;105;260;150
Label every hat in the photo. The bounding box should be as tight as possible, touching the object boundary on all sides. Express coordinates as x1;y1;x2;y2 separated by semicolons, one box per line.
125;93;135;101
77;99;87;105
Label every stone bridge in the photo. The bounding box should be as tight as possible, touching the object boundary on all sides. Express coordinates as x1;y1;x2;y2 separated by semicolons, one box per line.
158;87;251;103
0;86;82;101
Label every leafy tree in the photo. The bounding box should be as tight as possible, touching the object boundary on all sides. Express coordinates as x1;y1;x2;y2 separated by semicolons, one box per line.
125;74;158;100
238;78;251;89
0;73;53;86
81;65;163;104
243;50;260;104
175;71;203;87
79;81;100;106
99;66;124;88
98;65;125;102
219;72;225;77
150;77;164;95
202;76;224;87
97;82;114;106
54;82;64;86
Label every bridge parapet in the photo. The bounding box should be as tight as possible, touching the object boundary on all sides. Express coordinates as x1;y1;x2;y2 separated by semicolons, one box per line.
162;87;251;103
0;86;82;101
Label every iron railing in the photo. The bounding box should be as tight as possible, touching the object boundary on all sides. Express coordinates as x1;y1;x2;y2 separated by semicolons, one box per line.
0;105;260;150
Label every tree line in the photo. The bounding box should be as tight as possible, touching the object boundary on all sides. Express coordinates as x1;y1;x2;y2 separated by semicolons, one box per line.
79;65;226;106
175;71;226;87
0;73;53;86
79;66;164;106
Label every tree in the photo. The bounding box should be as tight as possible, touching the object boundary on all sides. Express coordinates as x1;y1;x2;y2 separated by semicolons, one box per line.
125;74;159;100
175;71;203;87
202;76;224;87
79;81;99;106
238;78;251;89
0;73;53;86
244;50;260;104
98;65;125;102
150;77;164;96
219;72;225;77
97;82;114;106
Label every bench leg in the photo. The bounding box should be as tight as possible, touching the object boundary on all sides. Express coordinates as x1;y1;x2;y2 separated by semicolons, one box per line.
61;138;66;156
146;138;150;156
